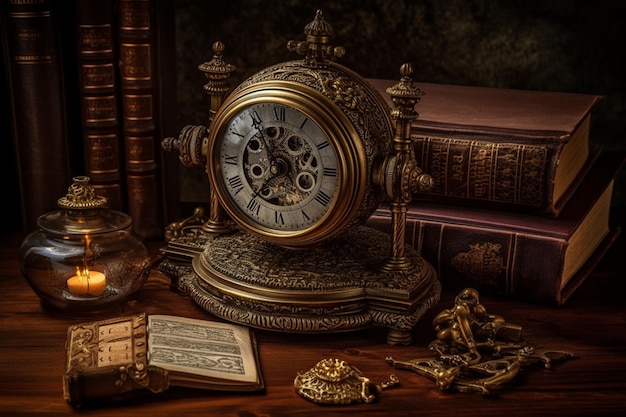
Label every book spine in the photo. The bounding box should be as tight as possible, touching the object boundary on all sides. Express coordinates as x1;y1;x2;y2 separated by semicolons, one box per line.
63;366;169;406
117;0;163;238
366;212;565;304
411;134;555;211
1;0;73;232
75;0;124;210
63;312;170;406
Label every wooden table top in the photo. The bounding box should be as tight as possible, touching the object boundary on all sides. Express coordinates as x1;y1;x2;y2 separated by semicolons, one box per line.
1;228;625;416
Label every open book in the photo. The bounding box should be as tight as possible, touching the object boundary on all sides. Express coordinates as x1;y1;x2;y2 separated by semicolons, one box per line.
63;313;264;406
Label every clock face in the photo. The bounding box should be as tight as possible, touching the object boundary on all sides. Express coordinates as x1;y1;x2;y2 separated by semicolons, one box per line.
217;102;339;233
207;79;386;248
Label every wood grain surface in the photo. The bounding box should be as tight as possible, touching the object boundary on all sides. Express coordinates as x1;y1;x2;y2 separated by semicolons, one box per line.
1;230;625;416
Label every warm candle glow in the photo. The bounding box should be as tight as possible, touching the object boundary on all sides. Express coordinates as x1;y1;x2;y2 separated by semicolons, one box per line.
66;267;106;296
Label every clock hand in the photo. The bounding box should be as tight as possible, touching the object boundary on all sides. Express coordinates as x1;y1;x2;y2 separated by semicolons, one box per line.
250;119;276;160
257;131;275;159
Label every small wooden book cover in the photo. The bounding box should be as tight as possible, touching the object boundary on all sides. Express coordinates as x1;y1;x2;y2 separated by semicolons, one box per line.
63;313;264;406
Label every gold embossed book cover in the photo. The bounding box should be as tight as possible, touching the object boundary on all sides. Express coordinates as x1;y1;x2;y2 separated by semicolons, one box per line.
368;78;603;216
63;313;264;407
367;151;625;305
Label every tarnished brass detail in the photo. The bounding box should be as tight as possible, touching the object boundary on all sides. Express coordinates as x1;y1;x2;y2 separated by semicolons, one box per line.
163;41;237;235
165;10;393;247
376;64;433;272
198;41;236;116
164;207;208;242
66;314;156;392
387;288;575;395
160;226;440;345
161;124;208;168
57;176;108;210
294;358;399;405
158;10;440;340
205;78;389;247
286;10;345;68
198;41;237;235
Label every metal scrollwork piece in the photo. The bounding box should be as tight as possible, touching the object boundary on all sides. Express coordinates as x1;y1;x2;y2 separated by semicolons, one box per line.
387;288;575;395
57;176;108;210
295;358;399;405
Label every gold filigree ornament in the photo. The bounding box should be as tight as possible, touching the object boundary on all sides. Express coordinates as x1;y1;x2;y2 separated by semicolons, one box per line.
386;288;576;395
294;358;399;405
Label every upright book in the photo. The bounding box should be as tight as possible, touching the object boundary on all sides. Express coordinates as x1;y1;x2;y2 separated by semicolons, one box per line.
75;0;124;210
63;313;264;407
368;79;603;216
367;151;624;305
1;0;73;232
117;0;163;238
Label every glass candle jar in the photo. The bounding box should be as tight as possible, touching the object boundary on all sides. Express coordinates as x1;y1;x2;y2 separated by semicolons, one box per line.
20;176;151;314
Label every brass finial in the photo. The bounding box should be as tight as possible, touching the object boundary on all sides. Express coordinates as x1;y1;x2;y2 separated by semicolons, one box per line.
57;176;108;210
198;41;237;98
287;9;345;67
385;63;425;123
304;9;333;39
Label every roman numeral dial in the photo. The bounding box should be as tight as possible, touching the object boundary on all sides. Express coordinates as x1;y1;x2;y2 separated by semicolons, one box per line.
217;102;340;233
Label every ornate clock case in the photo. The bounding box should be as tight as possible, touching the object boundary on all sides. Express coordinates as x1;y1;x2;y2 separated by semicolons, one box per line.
160;10;440;344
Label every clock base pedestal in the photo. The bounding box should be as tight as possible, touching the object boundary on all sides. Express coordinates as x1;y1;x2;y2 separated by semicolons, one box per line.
159;226;441;345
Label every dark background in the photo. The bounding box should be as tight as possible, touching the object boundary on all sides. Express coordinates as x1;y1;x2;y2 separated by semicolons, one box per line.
176;0;626;211
2;0;625;236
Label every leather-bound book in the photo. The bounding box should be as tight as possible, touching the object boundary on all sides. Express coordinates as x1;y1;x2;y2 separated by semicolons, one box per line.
368;79;603;216
117;0;163;238
63;313;264;407
1;0;73;232
75;0;124;210
367;151;624;305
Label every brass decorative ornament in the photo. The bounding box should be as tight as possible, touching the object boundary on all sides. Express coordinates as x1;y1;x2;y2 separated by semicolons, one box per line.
160;10;440;344
294;358;399;405
386;288;575;394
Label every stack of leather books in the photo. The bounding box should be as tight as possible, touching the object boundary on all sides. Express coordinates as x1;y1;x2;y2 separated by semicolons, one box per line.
367;80;624;305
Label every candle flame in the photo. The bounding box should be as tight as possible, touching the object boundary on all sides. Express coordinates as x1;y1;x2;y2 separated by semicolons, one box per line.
75;266;91;279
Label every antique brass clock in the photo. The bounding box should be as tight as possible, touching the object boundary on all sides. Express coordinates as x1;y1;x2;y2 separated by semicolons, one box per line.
209;82;374;248
160;10;440;344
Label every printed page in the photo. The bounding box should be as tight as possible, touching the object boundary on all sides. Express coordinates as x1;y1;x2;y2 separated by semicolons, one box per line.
147;315;258;384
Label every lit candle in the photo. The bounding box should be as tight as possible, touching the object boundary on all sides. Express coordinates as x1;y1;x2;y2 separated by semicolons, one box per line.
66;267;106;296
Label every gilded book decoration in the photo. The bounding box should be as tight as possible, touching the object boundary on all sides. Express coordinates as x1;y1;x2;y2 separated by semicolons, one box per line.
368;79;602;216
63;313;264;406
76;0;124;210
417;139;548;206
367;151;625;305
451;242;505;287
118;0;163;238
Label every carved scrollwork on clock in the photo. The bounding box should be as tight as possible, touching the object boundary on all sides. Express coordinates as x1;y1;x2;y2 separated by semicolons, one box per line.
159;9;440;343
